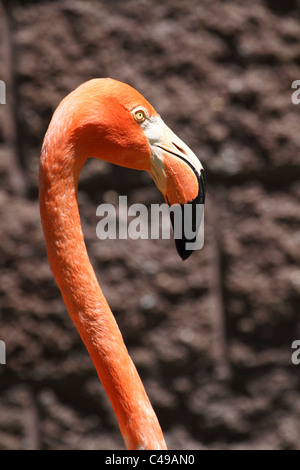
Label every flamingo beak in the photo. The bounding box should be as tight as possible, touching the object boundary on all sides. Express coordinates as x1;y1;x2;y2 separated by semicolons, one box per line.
149;121;206;260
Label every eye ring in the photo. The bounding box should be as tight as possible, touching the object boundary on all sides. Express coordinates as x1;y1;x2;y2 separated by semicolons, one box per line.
133;107;147;123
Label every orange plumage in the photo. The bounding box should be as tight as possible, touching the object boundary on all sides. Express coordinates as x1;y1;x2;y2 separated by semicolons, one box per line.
39;78;205;449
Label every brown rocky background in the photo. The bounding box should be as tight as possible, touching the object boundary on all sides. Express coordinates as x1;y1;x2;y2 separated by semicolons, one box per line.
0;0;300;450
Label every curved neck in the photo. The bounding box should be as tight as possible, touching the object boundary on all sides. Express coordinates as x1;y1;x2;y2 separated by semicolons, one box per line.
39;142;166;450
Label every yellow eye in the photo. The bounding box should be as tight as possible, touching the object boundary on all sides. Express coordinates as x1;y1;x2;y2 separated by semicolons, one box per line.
134;109;146;123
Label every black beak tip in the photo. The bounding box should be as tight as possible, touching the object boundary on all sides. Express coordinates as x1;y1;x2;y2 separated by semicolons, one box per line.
170;168;206;261
175;238;193;261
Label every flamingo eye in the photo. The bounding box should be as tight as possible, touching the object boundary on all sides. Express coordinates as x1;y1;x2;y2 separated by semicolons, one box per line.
134;109;146;123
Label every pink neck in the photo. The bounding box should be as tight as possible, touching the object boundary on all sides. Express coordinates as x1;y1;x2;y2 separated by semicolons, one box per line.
39;142;166;450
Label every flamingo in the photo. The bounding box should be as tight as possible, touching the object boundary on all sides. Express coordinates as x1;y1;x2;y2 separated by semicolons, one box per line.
39;78;205;450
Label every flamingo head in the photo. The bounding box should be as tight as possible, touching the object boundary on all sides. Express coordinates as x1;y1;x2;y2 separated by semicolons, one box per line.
55;78;206;260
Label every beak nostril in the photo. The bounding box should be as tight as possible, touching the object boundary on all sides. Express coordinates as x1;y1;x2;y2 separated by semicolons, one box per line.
172;142;186;155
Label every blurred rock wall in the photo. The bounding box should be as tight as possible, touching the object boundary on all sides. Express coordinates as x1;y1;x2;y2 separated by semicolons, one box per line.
0;0;300;449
